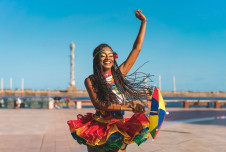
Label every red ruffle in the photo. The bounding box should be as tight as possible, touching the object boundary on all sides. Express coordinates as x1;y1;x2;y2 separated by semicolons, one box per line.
67;113;149;144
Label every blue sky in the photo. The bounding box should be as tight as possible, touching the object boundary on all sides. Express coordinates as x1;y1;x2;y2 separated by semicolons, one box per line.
0;0;225;91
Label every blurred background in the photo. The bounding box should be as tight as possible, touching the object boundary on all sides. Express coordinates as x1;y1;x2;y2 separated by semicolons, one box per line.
0;0;225;91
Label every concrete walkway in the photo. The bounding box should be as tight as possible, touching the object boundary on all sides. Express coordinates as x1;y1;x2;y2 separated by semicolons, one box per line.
0;108;226;152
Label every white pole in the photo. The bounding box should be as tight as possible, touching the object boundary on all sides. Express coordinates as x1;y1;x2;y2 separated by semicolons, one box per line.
158;75;161;91
10;78;12;89
21;78;24;91
1;78;3;91
173;76;176;92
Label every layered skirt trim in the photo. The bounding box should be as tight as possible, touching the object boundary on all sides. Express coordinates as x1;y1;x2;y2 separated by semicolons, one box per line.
67;112;150;150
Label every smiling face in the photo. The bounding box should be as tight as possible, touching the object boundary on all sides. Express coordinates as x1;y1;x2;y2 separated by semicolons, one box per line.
99;47;114;73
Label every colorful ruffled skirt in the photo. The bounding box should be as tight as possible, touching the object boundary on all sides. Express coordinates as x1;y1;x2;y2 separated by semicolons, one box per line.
67;110;150;151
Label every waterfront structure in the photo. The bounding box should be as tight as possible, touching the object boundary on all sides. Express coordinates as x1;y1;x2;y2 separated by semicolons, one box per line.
68;42;77;92
1;78;3;91
159;75;161;91
173;76;176;92
21;78;24;92
70;42;75;86
10;78;12;90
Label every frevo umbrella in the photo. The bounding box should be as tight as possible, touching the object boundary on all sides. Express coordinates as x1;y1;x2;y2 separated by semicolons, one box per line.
149;86;167;139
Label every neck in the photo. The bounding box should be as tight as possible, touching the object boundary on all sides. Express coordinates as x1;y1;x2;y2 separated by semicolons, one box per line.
103;68;111;74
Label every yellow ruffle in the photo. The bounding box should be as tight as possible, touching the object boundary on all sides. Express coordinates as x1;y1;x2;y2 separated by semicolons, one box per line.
70;120;150;146
93;114;125;123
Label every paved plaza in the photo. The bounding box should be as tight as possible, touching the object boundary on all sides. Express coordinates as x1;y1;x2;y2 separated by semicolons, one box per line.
0;108;226;152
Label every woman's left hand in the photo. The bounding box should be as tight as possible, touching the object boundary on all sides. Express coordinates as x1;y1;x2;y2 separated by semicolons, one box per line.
135;9;147;22
133;103;145;113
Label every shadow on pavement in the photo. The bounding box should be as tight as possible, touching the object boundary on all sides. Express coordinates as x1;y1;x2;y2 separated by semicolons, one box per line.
165;109;226;127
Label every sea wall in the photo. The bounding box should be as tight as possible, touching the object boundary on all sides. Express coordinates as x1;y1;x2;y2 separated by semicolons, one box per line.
0;89;88;97
0;89;226;97
162;91;226;97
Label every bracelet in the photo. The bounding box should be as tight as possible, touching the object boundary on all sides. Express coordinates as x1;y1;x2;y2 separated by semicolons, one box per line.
132;107;135;112
142;19;148;23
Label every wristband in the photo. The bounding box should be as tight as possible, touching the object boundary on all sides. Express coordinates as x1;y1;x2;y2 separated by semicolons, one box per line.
142;19;148;23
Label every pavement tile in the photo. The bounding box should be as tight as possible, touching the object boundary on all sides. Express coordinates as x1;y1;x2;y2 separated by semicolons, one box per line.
56;147;72;152
24;149;41;152
0;149;14;152
72;145;88;152
0;108;226;152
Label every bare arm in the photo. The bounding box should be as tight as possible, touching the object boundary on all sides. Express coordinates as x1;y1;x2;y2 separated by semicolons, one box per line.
119;9;147;75
84;77;133;111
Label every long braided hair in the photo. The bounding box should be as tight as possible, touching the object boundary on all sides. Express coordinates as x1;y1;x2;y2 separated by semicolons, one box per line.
89;43;153;107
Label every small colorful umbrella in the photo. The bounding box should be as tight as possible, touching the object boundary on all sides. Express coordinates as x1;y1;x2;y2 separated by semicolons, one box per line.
149;86;167;139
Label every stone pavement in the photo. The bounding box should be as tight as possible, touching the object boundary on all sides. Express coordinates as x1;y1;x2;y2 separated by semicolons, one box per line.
0;108;226;152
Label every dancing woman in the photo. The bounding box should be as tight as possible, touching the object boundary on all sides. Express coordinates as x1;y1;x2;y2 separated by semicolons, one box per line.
68;9;151;152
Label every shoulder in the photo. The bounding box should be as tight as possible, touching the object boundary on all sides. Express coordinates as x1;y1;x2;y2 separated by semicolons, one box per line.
84;75;94;88
84;77;91;86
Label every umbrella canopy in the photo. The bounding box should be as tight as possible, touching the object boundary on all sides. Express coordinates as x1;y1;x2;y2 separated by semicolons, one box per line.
149;87;166;139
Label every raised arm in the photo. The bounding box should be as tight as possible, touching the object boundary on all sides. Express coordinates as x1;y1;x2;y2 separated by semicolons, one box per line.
119;9;147;75
85;77;133;111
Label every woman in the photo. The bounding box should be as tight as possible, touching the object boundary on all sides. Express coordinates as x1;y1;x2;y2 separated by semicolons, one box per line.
68;9;150;152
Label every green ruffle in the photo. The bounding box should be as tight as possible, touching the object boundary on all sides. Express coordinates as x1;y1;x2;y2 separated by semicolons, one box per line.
71;127;149;151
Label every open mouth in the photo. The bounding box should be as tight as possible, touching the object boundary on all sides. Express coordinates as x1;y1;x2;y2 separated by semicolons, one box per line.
103;61;112;65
